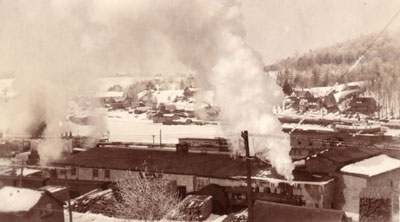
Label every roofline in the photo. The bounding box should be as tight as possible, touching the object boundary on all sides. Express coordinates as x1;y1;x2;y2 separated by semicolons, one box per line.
51;164;245;180
341;164;400;179
319;151;382;166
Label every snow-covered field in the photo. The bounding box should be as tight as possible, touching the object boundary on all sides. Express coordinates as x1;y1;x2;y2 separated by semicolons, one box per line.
106;112;224;143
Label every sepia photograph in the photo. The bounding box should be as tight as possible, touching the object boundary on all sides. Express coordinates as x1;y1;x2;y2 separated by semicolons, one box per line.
1;1;400;221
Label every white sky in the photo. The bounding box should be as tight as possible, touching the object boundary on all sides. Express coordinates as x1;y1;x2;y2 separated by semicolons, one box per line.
241;0;400;64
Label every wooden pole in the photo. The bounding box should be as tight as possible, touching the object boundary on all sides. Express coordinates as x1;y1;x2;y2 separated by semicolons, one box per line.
241;130;253;222
159;129;162;148
19;164;24;187
64;169;73;222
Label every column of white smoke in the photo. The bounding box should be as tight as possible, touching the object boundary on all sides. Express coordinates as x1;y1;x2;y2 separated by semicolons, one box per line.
158;1;295;180
0;0;293;178
0;1;105;165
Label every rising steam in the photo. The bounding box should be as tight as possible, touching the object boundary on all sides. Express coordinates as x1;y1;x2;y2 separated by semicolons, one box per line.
0;0;293;178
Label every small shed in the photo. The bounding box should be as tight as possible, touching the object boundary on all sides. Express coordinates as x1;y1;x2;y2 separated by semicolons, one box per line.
0;186;64;222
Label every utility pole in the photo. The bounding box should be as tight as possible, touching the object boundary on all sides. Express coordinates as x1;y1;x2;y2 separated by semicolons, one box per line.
159;129;162;148
241;130;253;222
64;168;73;222
152;135;155;147
19;163;24;187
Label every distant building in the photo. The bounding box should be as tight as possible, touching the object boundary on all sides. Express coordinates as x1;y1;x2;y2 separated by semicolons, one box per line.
349;97;379;114
0;186;64;222
292;90;314;99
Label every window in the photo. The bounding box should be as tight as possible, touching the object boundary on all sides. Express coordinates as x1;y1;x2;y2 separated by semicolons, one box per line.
50;169;57;178
105;169;110;178
40;203;53;217
71;168;77;176
93;169;98;178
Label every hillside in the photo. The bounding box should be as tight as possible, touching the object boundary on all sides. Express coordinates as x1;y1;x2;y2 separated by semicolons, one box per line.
267;31;400;118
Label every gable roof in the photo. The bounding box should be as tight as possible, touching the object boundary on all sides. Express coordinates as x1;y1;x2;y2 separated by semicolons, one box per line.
0;186;43;213
254;201;349;222
340;154;400;177
292;90;313;98
54;147;269;179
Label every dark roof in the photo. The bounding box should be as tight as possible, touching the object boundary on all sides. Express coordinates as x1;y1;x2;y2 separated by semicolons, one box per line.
317;147;381;166
253;201;349;222
293;90;313;98
266;169;334;183
350;97;376;104
54;147;268;179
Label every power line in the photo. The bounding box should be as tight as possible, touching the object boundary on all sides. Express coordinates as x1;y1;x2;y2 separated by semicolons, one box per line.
341;8;400;78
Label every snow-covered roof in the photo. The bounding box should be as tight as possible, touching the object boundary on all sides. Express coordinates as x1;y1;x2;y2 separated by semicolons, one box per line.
0;186;43;213
340;154;400;177
309;86;333;98
333;89;358;103
154;90;183;104
39;185;66;193
95;91;124;98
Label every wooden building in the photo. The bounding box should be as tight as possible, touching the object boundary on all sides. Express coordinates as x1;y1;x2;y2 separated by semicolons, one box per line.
0;186;64;222
42;147;336;210
339;154;400;214
349;97;379;114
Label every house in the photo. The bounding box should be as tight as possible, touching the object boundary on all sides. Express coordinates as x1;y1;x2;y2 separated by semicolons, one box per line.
95;91;125;103
292;90;314;99
304;147;382;210
95;91;127;110
349;97;379;114
0;186;64;222
253;201;350;222
306;97;323;110
339;154;400;214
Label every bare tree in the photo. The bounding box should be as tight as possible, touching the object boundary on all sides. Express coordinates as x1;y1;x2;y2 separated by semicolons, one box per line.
113;169;191;221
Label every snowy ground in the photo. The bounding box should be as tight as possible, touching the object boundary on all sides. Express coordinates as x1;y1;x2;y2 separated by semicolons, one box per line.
64;211;227;222
106;111;225;143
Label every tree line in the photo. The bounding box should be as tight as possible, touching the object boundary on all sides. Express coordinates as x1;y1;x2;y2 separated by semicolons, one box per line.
267;32;400;118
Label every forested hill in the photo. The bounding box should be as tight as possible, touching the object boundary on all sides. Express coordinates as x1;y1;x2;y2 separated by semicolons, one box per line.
266;31;400;118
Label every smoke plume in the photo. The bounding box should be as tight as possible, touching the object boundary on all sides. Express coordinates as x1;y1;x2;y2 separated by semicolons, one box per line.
0;0;293;178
